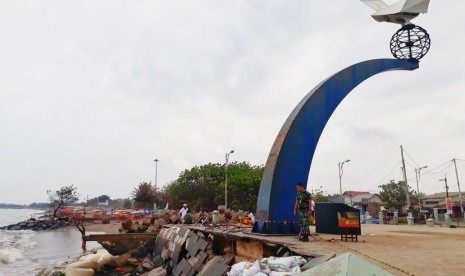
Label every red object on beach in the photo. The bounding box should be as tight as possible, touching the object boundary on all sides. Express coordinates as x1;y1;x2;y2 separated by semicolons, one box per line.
73;213;84;219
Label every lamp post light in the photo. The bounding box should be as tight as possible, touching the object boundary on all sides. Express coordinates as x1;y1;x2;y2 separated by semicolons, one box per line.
439;174;449;197
439;174;450;214
414;165;428;211
225;150;234;209
338;159;350;195
154;159;159;193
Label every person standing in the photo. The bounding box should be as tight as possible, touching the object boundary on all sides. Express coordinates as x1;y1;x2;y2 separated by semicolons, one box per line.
183;210;193;224
293;183;312;242
179;203;188;222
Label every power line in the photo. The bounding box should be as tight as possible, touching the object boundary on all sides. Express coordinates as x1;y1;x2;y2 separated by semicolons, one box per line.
372;161;402;190
423;160;453;175
404;159;417;169
402;148;422;168
344;147;399;190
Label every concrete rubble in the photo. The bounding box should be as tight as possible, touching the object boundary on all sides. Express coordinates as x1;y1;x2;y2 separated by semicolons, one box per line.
37;224;396;276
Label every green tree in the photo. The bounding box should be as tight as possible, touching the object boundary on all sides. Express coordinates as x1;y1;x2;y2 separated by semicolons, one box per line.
217;162;264;211
163;162;263;211
311;186;329;202
47;185;80;217
97;195;111;202
123;198;133;209
132;182;156;209
378;180;418;212
163;163;224;211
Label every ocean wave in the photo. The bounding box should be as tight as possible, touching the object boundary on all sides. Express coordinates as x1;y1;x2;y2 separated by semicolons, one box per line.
0;229;36;264
0;247;23;264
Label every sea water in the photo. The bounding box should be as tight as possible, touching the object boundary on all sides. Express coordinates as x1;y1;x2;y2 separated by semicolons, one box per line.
0;209;98;276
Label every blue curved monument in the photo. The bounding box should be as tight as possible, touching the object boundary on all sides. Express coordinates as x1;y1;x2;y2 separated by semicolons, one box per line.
253;58;419;234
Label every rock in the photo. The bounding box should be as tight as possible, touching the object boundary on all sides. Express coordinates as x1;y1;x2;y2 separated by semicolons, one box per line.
218;214;226;224
80;253;101;262
170;214;180;224
191;214;199;223
50;224;59;230
65;260;100;273
217;205;226;214
98;253;117;267
142;260;154;271
136;265;145;274
121;220;134;232
10;225;22;231
38;267;54;276
65;267;95;276
48;270;63;276
114;252;133;267
148;267;167;276
224;209;232;219
127;257;140;266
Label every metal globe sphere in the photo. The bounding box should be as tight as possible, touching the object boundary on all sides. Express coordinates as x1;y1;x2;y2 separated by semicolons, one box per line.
390;24;431;61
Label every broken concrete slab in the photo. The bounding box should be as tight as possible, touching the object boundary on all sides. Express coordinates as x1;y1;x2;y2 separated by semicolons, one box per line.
301;254;336;271
301;253;394;276
197;256;229;276
147;267;167;276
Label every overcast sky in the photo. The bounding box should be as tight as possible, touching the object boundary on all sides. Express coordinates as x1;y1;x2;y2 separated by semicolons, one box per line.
1;1;464;204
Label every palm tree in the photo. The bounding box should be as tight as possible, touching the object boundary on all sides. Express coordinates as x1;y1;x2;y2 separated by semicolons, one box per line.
131;182;156;209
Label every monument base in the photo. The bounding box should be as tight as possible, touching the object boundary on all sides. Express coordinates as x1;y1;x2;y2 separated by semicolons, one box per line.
252;220;300;235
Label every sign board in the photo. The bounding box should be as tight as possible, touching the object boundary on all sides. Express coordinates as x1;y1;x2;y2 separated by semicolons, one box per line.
315;203;361;235
338;211;360;228
98;200;109;206
445;197;453;214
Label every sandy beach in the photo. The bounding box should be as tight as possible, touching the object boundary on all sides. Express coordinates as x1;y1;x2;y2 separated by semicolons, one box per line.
84;220;123;234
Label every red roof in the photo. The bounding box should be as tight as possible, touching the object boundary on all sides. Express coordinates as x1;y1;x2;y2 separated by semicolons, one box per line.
343;191;371;196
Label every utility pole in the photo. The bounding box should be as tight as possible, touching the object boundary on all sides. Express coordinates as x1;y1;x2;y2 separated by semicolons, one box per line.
154;159;159;193
225;150;234;209
439;174;449;197
400;145;411;209
440;174;451;214
338;159;350;195
414;165;428;211
453;158;464;213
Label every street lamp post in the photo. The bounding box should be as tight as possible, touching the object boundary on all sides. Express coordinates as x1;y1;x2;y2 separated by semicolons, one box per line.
439;174;449;197
338;159;350;195
154;159;159;193
439;174;450;214
414;165;428;211
225;150;234;209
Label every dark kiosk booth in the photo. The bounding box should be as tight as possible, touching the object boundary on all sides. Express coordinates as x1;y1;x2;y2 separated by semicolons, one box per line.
315;202;361;241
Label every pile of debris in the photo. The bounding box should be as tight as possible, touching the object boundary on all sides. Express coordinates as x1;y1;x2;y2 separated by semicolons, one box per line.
144;227;231;276
40;224;396;276
117;206;254;235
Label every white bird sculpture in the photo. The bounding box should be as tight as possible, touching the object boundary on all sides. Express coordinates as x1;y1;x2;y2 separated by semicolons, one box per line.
361;0;430;25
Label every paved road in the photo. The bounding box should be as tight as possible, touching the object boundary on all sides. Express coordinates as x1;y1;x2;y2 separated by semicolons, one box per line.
307;224;465;276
